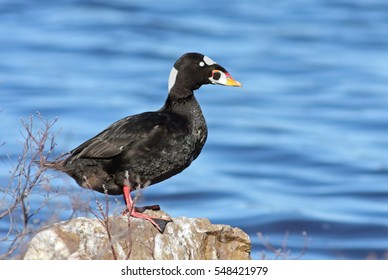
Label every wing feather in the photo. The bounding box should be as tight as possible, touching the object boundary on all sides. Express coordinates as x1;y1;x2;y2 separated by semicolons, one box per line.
66;112;186;161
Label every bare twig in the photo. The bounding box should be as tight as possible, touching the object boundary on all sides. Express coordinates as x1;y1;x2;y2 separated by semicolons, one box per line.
81;173;153;260
82;177;119;260
258;231;309;260
0;113;58;259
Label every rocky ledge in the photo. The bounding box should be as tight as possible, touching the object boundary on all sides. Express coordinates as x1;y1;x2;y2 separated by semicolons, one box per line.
23;211;251;260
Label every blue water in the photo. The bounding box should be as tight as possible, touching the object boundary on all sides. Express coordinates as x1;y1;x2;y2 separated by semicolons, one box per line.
1;0;388;259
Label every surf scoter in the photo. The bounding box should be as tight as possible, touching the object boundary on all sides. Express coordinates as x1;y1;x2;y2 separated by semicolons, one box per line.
46;52;241;233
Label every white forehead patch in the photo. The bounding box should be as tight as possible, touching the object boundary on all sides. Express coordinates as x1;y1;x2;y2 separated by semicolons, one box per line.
203;55;216;66
168;67;178;92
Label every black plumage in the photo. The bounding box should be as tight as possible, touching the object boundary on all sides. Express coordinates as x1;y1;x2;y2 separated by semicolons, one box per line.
46;52;241;232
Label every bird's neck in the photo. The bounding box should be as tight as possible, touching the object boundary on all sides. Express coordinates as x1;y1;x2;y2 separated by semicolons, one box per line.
162;90;197;113
161;88;203;119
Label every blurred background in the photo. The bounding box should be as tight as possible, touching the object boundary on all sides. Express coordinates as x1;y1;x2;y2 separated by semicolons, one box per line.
1;0;388;259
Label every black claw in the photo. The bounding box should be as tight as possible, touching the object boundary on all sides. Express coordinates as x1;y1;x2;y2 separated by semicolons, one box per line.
134;205;161;213
152;218;172;234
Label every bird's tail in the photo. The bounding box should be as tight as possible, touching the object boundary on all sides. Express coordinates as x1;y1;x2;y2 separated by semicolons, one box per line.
34;153;70;172
41;160;65;170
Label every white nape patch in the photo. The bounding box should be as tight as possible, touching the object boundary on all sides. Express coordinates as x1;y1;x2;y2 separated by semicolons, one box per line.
203;55;216;66
168;67;178;92
199;61;205;67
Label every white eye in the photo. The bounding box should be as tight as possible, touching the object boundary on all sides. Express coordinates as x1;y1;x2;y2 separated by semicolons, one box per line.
199;61;205;67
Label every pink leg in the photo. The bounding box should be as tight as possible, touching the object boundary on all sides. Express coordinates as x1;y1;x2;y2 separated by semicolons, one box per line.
122;185;171;233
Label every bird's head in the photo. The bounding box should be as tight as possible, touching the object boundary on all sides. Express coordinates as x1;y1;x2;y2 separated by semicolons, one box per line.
168;52;241;94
